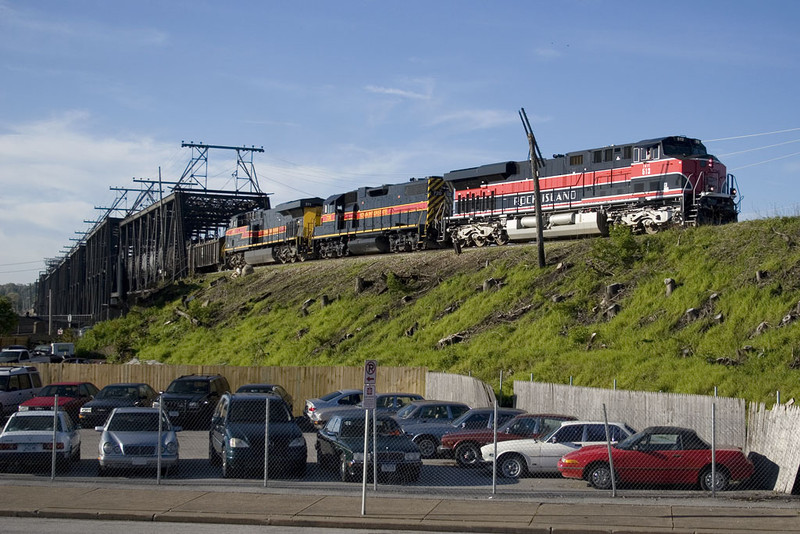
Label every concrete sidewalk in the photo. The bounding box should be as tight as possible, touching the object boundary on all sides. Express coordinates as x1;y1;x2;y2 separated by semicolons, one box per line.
0;483;797;533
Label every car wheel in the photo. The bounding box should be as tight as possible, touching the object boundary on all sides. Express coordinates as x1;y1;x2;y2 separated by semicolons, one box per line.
340;453;354;482
498;453;527;479
588;462;614;490
455;442;481;467
415;436;437;459
700;467;730;491
209;441;221;465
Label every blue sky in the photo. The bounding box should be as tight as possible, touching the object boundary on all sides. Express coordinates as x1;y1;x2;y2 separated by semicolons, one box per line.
1;1;799;284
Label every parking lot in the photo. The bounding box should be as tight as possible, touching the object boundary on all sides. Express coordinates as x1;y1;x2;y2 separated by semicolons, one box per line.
0;428;783;503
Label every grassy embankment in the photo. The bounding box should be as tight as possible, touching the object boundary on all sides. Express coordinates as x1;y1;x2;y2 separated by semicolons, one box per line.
79;217;800;405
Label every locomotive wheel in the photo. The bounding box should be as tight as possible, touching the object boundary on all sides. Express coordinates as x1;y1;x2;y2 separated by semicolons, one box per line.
471;234;487;247
642;219;659;234
494;232;509;246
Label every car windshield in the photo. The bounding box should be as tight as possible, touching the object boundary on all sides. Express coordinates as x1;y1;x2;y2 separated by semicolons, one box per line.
229;399;291;424
340;417;402;437
5;415;64;432
166;380;209;394
319;391;343;402
0;377;9;391
395;404;417;419
237;385;274;393
96;386;139;400
107;412;168;432
39;384;80;397
0;352;21;362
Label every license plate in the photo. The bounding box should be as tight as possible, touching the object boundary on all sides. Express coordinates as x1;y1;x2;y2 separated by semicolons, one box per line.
380;463;396;472
168;411;179;418
132;458;147;465
21;444;38;452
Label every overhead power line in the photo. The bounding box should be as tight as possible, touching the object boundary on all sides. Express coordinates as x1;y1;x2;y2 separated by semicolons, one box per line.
729;151;800;171
718;138;800;157
706;127;800;142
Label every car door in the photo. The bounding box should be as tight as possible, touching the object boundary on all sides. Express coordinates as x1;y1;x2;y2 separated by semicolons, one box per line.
316;416;342;462
614;431;681;485
534;424;586;472
209;396;229;457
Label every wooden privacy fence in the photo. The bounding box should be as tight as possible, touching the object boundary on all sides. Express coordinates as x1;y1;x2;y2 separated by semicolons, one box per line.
514;381;746;448
746;403;800;493
35;363;427;416
425;372;496;408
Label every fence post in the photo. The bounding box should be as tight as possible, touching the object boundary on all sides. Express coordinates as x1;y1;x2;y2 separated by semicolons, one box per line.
602;403;617;497
711;402;717;497
50;395;58;480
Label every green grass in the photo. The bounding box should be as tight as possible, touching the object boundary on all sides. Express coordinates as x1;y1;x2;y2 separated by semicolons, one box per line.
78;217;800;405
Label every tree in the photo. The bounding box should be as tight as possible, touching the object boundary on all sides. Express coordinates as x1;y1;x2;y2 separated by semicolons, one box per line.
0;296;18;335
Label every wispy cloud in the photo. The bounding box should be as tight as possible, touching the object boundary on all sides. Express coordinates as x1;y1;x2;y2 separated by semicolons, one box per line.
429;109;519;132
365;85;432;100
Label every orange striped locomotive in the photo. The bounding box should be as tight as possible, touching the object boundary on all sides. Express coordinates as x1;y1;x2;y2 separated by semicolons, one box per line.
221;177;451;266
444;135;739;248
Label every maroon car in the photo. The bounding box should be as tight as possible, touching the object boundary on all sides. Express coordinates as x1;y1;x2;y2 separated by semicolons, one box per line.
18;381;100;425
438;413;576;467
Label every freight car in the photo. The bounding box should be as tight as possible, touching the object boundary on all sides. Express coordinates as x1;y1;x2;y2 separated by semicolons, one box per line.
444;135;739;248
188;134;740;270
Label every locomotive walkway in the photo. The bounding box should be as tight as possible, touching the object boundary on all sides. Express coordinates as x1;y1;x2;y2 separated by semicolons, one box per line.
0;480;798;533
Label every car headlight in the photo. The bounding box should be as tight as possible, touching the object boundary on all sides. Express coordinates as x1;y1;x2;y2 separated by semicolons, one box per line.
80;407;92;413
102;441;122;454
352;452;364;461
18;406;29;412
404;451;421;461
228;437;248;448
164;441;178;455
288;437;305;448
188;401;199;408
560;458;579;465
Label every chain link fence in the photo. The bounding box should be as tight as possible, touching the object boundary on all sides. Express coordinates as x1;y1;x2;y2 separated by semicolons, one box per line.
0;372;798;501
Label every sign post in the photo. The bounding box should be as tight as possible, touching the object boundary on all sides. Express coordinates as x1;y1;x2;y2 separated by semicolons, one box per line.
361;359;378;515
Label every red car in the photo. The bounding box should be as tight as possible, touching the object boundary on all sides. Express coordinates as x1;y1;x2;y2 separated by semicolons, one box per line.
558;426;754;491
18;382;100;426
438;413;576;467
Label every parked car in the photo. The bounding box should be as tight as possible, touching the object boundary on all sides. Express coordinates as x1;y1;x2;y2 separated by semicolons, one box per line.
402;406;523;459
18;381;100;425
236;383;294;413
96;407;180;476
79;382;159;428
316;408;422;483
438;413;576;467
558;426;755;491
0;348;50;364
153;374;230;430
209;392;307;478
0;366;43;417
32;345;52;358
304;389;363;426
0;410;80;471
481;420;636;478
392;400;471;458
308;392;424;428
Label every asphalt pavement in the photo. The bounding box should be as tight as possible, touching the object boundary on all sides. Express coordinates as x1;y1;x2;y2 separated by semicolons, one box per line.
0;480;798;534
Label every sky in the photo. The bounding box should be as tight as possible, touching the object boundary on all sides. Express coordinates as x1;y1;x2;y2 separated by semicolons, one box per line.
1;0;799;285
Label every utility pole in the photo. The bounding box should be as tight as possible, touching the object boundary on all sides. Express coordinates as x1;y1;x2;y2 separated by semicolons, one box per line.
519;108;546;268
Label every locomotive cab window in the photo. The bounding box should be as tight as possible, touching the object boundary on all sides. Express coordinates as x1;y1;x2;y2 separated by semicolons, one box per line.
569;154;584;166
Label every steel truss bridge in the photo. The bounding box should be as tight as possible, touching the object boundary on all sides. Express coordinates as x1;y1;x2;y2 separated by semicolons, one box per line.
35;143;270;324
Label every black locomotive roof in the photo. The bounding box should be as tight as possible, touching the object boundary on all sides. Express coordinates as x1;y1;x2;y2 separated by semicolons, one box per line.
274;197;324;212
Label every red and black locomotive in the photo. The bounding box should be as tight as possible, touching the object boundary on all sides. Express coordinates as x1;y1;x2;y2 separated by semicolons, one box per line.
193;135;739;270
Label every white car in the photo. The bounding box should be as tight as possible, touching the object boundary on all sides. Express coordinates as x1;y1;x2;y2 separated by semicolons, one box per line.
480;420;635;478
0;410;80;471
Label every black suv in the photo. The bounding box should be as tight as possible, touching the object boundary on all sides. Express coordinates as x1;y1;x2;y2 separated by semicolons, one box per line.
155;374;230;429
